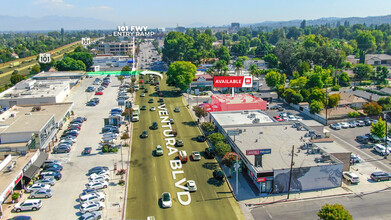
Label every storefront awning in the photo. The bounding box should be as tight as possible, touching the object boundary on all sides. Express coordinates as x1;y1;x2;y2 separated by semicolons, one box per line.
23;152;48;179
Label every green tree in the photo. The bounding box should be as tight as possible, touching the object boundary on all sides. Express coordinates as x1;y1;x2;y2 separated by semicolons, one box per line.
309;89;326;103
265;71;283;89
68;52;93;69
356;31;376;53
283;89;303;104
317;203;352;220
310;100;324;114
348;111;360;118
215;142;231;157
377;97;391;111
166;61;197;90
201;122;215;133
362;102;382;116
207;133;226;146
117;75;124;84
371;117;386;139
10;73;24;85
273;40;297;74
262;53;279;69
215;46;230;64
289;76;308;90
162;32;194;63
353;64;373;82
54;57;86;71
212;60;228;76
222;152;239;177
233;60;244;75
328;94;341;108
121;65;131;71
297;61;310;75
193;106;208;119
30;64;41;74
338;72;351;87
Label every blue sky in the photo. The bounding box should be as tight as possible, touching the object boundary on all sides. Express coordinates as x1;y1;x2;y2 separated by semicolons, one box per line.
2;0;391;28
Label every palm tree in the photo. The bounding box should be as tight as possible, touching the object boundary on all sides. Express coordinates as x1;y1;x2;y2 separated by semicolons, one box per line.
249;64;258;76
233;60;244;75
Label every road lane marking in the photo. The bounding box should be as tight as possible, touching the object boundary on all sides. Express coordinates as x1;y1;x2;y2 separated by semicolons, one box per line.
200;190;205;201
264;206;273;219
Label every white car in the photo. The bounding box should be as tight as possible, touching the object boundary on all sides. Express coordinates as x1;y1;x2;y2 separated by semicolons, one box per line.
13;199;42;212
86;181;108;190
340;122;349;129
80;201;104;214
79;193;105;203
161;192;172;208
26;183;51;193
288;115;295;120
191;151;201;161
342;171;360;184
282;116;289;121
186;180;197;192
89;174;110;182
150;106;156;111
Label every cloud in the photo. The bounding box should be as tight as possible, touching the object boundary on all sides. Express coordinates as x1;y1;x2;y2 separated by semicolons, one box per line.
35;0;74;9
88;6;114;11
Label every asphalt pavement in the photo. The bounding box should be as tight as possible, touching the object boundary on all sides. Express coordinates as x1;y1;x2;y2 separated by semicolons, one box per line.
126;75;243;220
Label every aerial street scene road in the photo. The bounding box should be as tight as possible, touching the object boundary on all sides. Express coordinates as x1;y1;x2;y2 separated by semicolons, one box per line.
1;1;391;220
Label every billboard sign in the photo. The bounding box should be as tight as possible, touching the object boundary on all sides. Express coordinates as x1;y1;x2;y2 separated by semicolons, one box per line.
227;129;241;136
213;76;252;88
246;149;272;155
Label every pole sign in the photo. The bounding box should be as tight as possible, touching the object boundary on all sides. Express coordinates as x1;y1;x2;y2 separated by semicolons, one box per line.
38;53;51;64
246;149;272;155
227;129;241;136
81;38;91;45
232;160;242;173
213;76;252;88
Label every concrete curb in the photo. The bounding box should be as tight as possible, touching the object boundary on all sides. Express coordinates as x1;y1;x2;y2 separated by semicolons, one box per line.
246;192;354;207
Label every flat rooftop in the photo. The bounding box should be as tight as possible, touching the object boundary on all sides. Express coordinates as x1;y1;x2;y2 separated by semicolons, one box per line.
0;114;53;133
9;103;73;124
0;80;68;99
32;71;85;78
227;124;337;173
211;110;274;126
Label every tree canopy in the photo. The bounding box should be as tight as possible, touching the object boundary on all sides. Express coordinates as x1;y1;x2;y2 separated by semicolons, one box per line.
166;61;196;90
317;203;352;220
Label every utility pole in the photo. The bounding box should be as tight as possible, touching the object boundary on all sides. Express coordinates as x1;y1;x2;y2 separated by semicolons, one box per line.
287;145;295;200
384;113;388;159
325;85;328;126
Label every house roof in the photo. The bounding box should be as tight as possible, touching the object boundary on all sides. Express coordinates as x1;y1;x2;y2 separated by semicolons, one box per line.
380;87;391;95
194;73;213;81
335;92;367;105
344;89;387;102
366;54;391;60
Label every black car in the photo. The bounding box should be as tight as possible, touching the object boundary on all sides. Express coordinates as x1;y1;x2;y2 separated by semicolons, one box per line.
82;147;92;155
88;166;109;175
364;119;373;126
102;126;119;133
205;148;215;159
141;130;148;138
42;167;62;172
43;163;63;170
53;145;70;154
197;135;206;142
371;172;391;182
72;119;83;124
65;131;79;136
91;98;100;103
356;135;369;144
76;116;87;122
151;122;158;130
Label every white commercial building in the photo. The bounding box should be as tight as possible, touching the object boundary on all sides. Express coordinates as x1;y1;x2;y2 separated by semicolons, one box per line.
0;79;70;109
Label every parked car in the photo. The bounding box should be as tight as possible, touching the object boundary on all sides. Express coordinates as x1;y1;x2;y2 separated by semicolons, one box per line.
169;118;174;124
25;184;51;193
191;151;201;161
273;116;284;122
53;145;70;154
270;105;280;110
213;169;225;181
150;106;156;111
13;199;42;212
42;167;62;172
368;133;381;143
43;163;63;171
371;171;391;182
88;166;109;175
148;99;154;103
80;201;104;214
88;174;109;182
39;171;62;180
161;192;172;208
342;171;360;184
43;160;61;167
78;211;102;220
79;193;105;203
79;189;105;198
374;144;390;156
91;98;100;104
340;122;349;129
356;135;369;144
141;105;147;110
357;120;365;127
364;119;373;126
95;91;103;95
350;154;362;163
35;178;56;186
348;121;357;128
86;181;108;190
185;180;197;192
156;145;163;156
30;189;53;199
86;86;95;92
87;101;97;106
9;216;33;220
330;123;341;130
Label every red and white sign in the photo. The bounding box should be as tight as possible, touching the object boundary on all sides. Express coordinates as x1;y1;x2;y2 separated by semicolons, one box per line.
213;76;252;88
257;177;266;182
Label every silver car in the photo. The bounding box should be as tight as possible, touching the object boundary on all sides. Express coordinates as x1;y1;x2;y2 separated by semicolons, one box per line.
36;178;56;186
30;189;53;199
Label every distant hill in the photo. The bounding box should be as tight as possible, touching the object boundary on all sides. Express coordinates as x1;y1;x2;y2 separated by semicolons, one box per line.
0;15;116;32
246;14;391;28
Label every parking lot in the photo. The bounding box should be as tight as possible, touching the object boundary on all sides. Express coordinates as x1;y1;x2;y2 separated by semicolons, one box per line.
6;76;129;219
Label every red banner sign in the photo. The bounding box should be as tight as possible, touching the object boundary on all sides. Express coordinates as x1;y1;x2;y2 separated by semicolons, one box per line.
14;172;23;185
257;177;266;182
213;76;252;88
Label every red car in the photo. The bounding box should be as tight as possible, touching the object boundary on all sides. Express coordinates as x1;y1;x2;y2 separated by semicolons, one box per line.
274;116;284;122
140;80;144;83
95;91;103;95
